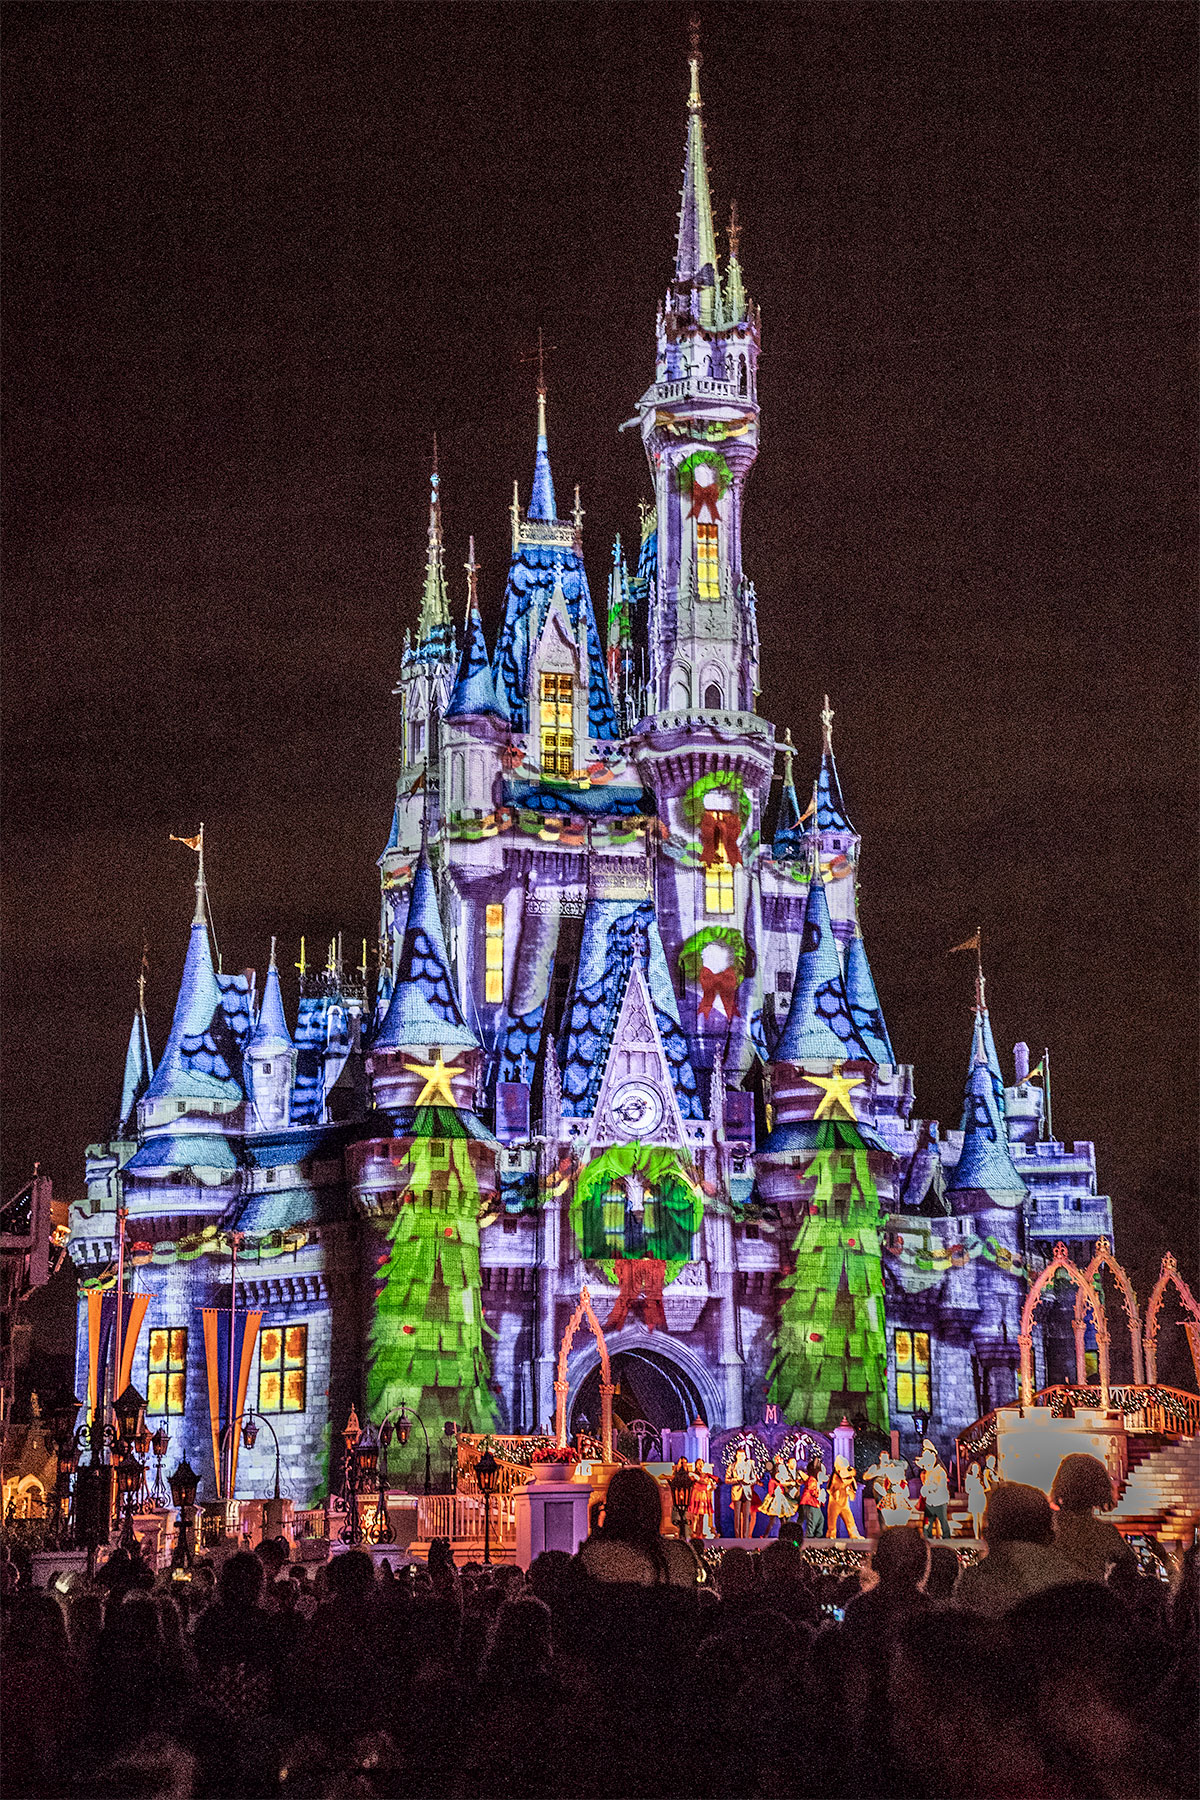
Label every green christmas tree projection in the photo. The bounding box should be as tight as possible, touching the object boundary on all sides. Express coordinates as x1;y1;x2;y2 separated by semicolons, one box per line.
768;1117;890;1433
367;1106;498;1481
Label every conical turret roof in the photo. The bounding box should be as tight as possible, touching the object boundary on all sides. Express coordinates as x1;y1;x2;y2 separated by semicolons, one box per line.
845;928;895;1064
374;849;477;1051
774;855;867;1065
947;1050;1026;1206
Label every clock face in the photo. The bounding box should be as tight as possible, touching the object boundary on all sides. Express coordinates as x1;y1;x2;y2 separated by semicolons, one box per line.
609;1079;665;1140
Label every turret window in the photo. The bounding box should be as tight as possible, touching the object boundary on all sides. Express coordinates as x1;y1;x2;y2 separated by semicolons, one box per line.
258;1323;307;1414
704;861;735;915
485;904;504;1004
697;524;720;600
539;672;574;776
894;1329;931;1415
147;1328;187;1416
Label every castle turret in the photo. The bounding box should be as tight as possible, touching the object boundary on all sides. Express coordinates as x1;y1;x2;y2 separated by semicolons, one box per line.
772;821;866;1067
390;456;459;857
116;958;154;1137
139;845;242;1128
244;939;296;1130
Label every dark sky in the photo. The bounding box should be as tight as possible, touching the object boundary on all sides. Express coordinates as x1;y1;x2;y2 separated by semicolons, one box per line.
3;2;1196;1319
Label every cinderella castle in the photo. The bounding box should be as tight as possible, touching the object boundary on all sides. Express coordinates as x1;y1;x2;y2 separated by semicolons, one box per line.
69;41;1114;1503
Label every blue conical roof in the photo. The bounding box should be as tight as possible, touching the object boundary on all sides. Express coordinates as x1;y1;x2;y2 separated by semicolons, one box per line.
491;540;617;738
947;1052;1026;1206
845;929;895;1063
117;1005;153;1134
248;947;293;1056
960;1008;1006;1128
374;851;477;1050
143;914;243;1104
816;747;854;833
446;595;509;723
529;392;557;521
773;768;805;859
774;867;867;1064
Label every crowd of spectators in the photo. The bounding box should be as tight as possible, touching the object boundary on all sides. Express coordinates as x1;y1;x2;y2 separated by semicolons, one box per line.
1;1458;1195;1800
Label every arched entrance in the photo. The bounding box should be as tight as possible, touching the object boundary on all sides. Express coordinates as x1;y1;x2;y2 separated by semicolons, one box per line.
571;1347;707;1436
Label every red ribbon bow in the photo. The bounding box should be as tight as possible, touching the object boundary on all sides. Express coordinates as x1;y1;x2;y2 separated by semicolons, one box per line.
606;1258;667;1334
698;964;740;1020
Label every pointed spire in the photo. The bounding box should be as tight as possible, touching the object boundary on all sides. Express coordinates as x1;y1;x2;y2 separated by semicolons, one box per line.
955;930;1006;1126
117;951;154;1135
528;353;558;521
845;926;895;1064
446;538;509;722
143;878;241;1104
814;695;854;832
675;18;721;327
417;444;452;643
374;847;478;1051
248;938;293;1055
948;1038;1025;1206
724;200;746;321
772;728;805;858
774;800;867;1064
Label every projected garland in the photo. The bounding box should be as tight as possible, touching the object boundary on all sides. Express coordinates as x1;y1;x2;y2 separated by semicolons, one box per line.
768;1118;890;1434
678;449;733;519
367;1105;498;1468
571;1141;703;1284
677;927;752;1021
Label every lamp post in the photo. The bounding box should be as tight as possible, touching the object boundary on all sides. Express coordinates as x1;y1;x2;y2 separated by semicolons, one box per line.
115;1450;145;1551
340;1407;365;1547
148;1426;171;1509
669;1459;696;1542
168;1459;200;1568
47;1393;82;1546
476;1445;501;1567
378;1402;432;1496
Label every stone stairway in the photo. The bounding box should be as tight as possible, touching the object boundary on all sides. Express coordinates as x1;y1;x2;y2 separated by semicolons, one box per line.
1111;1435;1200;1540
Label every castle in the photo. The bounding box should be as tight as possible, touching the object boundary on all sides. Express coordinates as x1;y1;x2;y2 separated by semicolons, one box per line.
69;43;1114;1503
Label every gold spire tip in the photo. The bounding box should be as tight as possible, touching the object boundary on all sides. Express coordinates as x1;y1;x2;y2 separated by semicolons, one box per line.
820;695;835;753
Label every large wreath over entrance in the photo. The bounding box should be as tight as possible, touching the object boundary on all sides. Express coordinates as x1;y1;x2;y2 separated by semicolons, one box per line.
571;1142;703;1283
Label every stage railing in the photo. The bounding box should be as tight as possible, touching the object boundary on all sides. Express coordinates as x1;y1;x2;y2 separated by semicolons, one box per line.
416;1489;517;1547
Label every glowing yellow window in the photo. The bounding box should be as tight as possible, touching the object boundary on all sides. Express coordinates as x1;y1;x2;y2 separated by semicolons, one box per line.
894;1329;931;1415
704;861;735;915
485;903;504;1004
539;672;573;776
258;1322;308;1414
697;523;720;600
147;1327;188;1416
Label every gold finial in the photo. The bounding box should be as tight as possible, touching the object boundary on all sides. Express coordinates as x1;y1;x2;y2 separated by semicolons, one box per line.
295;935;307;978
728;199;741;262
359;938;369;983
510;479;521;550
781;726;794;764
138;941;149;1012
573;483;584;533
465;535;479;611
688;16;703;109
820;695;835;754
269;935;277;970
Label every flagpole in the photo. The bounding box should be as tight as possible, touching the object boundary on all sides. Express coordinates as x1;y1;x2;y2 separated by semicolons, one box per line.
225;1232;239;1502
1043;1046;1053;1145
975;927;984;1013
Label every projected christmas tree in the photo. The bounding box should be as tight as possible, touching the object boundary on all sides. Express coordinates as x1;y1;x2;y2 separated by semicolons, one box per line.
768;1094;890;1433
367;1104;498;1475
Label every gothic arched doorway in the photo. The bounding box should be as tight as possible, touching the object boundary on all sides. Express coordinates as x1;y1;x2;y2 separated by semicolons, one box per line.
571;1347;706;1436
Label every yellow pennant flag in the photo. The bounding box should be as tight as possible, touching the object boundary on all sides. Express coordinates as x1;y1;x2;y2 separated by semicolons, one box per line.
170;831;202;852
798;796;816;823
949;931;981;954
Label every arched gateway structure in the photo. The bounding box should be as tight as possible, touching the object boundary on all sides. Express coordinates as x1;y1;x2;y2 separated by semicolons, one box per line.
1073;1238;1143;1387
555;1288;615;1463
1020;1242;1110;1408
1144;1253;1200;1389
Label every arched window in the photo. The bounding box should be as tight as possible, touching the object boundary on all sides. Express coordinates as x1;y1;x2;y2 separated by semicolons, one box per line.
703;682;723;711
739;356;748;396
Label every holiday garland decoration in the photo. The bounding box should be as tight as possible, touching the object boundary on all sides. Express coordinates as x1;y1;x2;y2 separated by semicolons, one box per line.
884;1229;1040;1292
366;1105;498;1465
677;448;732;519
677;926;753;1022
571;1141;703;1283
681;770;752;829
768;1118;890;1434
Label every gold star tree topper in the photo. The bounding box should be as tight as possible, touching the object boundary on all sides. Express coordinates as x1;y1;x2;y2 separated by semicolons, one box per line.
402;1049;464;1108
806;1063;864;1122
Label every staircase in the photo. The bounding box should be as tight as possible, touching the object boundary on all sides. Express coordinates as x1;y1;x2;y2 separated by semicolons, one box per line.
1111;1435;1200;1541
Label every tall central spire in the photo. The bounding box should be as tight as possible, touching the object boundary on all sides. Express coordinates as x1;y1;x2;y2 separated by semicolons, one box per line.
417;444;451;641
528;334;557;521
675;19;721;326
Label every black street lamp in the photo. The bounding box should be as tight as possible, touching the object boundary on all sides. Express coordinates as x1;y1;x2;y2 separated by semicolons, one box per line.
669;1459;696;1541
169;1458;200;1568
378;1403;432;1496
148;1425;171;1508
340;1408;368;1547
47;1393;82;1545
476;1445;501;1567
115;1450;144;1551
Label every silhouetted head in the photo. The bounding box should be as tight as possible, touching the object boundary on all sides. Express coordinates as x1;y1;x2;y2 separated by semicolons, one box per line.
484;1594;552;1678
254;1535;290;1577
598;1467;666;1548
326;1548;376;1603
925;1543;961;1602
983;1483;1054;1547
218;1550;265;1609
1050;1453;1114;1514
871;1526;930;1589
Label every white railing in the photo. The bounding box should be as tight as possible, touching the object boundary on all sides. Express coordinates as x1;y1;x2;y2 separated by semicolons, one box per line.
416;1491;517;1546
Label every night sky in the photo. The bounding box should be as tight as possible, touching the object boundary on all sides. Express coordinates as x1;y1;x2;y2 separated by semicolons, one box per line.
4;3;1196;1329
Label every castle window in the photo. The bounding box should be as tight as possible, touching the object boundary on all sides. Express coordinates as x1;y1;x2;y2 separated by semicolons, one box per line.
485;903;504;1004
894;1329;931;1415
262;1062;272;1076
703;682;723;711
539;671;574;776
697;523;720;599
412;720;425;758
265;1168;277;1185
704;861;735;916
176;1101;187;1115
258;1323;307;1414
147;1328;187;1416
739;356;748;396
